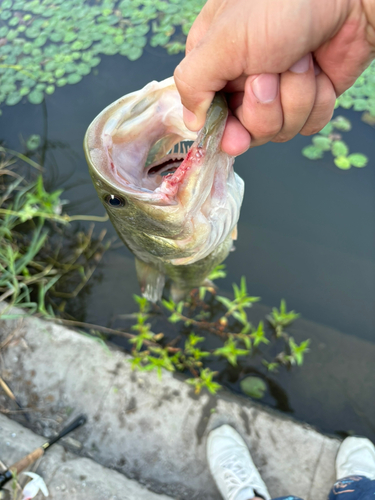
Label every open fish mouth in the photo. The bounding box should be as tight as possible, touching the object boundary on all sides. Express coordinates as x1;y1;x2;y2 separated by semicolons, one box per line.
147;155;185;178
142;141;193;190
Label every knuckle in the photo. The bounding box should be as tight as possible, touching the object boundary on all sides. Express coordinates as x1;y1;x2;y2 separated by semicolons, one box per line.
272;132;293;143
249;121;282;139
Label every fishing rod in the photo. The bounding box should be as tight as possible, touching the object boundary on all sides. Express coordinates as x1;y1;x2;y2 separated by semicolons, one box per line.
0;414;86;490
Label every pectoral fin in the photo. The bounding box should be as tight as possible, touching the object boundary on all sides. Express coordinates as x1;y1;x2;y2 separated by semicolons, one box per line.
135;258;165;303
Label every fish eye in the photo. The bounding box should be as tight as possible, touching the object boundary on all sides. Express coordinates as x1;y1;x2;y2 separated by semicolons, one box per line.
105;194;125;207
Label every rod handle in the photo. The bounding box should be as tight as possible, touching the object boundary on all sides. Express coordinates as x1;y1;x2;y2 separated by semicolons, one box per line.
9;447;44;475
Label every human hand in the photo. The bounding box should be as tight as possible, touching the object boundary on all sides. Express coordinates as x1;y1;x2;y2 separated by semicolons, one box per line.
174;0;375;156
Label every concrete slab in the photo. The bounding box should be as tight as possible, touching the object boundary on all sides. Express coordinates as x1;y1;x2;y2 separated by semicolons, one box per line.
0;310;340;500
0;414;174;500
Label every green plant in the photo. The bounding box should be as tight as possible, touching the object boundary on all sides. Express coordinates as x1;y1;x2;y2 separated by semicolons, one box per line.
0;148;111;319
126;274;309;396
0;0;205;109
303;60;375;169
302;116;368;170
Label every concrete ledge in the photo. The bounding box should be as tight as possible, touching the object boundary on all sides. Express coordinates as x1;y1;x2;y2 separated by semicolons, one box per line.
0;311;340;500
0;415;174;499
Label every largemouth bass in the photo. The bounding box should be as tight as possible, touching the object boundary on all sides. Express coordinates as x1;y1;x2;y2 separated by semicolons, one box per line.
84;77;244;302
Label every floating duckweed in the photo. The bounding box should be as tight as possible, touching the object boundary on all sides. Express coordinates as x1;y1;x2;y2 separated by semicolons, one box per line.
334;156;351;170
26;133;41;150
347;153;368;168
331;141;349;157
6;92;22;105
45;84;54;94
0;0;205;110
28;89;44;104
303;115;369;171
311;136;331;151
0;11;12;21
56;77;68;86
67;73;82;84
54;67;65;78
8;16;20;26
19;86;30;96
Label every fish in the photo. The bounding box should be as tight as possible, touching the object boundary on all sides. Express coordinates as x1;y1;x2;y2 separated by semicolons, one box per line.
84;77;244;302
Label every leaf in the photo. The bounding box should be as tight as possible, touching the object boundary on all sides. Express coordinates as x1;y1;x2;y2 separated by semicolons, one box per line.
353;98;368;111
28;90;44;105
216;296;233;310
67;73;82;84
240;376;267;399
331;140;349;157
302;145;323;160
334;156;351;170
332;116;352;132
5;92;22;106
26;134;41;151
347;153;368;168
337;94;353;109
311;136;331;151
319;122;333;136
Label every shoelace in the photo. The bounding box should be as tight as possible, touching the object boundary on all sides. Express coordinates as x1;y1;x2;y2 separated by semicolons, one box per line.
220;453;252;497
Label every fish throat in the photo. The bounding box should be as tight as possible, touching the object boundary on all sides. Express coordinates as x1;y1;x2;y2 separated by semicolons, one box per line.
145;140;193;187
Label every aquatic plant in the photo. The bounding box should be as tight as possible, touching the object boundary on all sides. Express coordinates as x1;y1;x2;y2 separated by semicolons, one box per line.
0;147;110;319
0;0;204;110
303;60;375;169
126;273;309;397
302;116;368;170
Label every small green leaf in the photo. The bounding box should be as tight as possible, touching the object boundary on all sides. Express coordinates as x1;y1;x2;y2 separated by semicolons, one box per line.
332;116;352;132
28;90;44;105
67;73;82;84
337;94;353;109
331;140;349;157
302;145;324;160
311;136;331;151
347;153;368;168
353;98;368;111
5;92;22;106
334;156;351;170
319;122;333;136
240;376;267;399
26;134;41;150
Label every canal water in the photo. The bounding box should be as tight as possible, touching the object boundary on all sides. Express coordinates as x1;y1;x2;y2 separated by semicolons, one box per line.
1;45;374;441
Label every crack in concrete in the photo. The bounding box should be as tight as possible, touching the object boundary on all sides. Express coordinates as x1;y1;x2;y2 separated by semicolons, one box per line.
307;438;325;500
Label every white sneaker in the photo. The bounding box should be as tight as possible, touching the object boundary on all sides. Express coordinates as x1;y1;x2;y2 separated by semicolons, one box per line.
336;437;375;480
207;424;271;500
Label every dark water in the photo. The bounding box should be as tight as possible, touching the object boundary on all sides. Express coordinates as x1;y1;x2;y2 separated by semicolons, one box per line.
1;46;375;441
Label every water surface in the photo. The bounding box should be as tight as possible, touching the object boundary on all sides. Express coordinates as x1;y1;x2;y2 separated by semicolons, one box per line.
1;46;374;441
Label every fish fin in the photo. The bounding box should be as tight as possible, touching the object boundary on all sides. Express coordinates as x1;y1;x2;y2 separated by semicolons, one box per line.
231;224;238;241
202;278;217;290
170;283;190;303
135;258;165;303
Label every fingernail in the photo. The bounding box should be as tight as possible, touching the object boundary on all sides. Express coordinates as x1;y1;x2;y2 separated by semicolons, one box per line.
183;106;200;131
289;54;311;74
314;61;321;76
251;74;279;103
